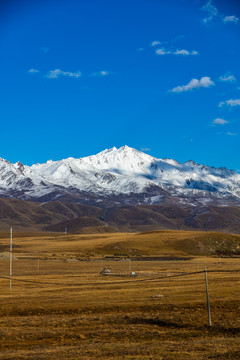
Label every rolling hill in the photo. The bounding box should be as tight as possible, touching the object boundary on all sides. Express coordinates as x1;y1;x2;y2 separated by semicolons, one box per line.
1;197;240;234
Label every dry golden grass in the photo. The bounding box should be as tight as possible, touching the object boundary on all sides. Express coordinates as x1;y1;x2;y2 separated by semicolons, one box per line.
1;229;240;260
0;230;240;359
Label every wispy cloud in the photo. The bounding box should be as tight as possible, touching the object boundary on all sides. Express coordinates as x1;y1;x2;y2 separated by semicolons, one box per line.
174;49;198;56
170;76;214;93
28;68;39;74
212;118;229;125
223;15;239;24
156;48;198;56
46;69;82;79
201;0;218;24
219;99;240;107
219;73;236;83
136;47;144;51
140;147;151;152
227;132;237;136
32;68;110;80
201;0;239;25
150;41;161;47
172;35;185;43
155;48;171;55
90;70;110;77
150;38;198;57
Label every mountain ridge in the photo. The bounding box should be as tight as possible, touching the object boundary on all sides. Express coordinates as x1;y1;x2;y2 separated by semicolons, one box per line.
0;146;240;206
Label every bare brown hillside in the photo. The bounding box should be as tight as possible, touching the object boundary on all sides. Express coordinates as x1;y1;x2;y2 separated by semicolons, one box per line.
0;198;240;234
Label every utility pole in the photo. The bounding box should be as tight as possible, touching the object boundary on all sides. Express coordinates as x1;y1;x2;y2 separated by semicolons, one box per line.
64;227;67;235
205;268;211;327
10;227;13;291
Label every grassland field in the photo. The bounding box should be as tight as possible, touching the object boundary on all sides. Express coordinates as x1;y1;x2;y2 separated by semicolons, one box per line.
0;230;240;359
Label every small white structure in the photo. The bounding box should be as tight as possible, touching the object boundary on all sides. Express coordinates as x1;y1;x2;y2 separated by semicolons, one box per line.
100;268;112;275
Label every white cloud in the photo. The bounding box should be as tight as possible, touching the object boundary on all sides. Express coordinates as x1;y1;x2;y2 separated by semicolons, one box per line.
219;74;236;82
223;15;239;24
227;132;237;136
191;50;199;56
212;118;229;125
150;41;161;47
174;49;190;55
201;0;239;25
219;99;240;107
174;49;199;56
137;47;144;51
46;69;82;79
99;71;109;76
170;76;215;93
156;48;198;56
201;0;218;24
28;68;39;74
91;70;110;77
155;48;171;55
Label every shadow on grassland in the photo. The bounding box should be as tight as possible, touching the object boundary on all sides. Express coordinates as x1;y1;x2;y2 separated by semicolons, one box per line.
130;317;240;335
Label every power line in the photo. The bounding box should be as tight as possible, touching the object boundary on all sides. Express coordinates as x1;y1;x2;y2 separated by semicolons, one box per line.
0;269;239;288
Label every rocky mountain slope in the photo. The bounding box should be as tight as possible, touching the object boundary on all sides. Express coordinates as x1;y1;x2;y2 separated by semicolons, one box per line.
0;146;240;206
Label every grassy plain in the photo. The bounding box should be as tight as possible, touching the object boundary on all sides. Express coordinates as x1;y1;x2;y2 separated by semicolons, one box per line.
0;230;240;359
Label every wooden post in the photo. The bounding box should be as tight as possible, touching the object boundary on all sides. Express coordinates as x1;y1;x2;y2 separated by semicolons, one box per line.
10;227;13;291
205;268;211;326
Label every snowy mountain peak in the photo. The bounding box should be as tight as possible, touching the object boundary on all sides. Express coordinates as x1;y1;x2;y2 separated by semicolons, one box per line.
118;145;135;152
79;146;155;175
96;147;117;156
93;145;148;158
0;146;240;205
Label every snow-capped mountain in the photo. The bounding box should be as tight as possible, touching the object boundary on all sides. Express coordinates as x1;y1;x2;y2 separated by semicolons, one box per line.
0;145;240;206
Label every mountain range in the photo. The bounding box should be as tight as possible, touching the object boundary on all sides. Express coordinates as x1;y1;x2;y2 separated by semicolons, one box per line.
0;145;240;207
0;146;240;233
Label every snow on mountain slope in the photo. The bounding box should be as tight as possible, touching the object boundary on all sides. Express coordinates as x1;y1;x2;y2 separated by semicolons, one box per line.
0;146;240;205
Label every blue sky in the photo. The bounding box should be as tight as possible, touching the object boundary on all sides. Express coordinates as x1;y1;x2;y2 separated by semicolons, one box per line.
0;0;239;170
